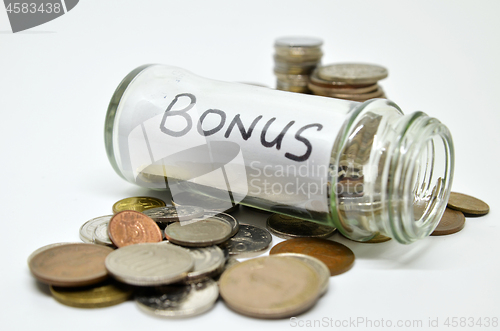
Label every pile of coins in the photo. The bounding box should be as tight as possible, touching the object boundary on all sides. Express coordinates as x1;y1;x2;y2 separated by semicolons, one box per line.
430;192;490;236
273;36;323;93
28;196;359;319
308;63;388;101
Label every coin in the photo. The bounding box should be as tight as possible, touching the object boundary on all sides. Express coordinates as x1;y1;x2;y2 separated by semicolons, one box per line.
79;215;112;243
326;87;385;101
135;279;219;318
93;221;113;246
143;206;205;223
346;233;392;243
275;253;330;296
50;280;132;308
269;238;355;276
219;256;322;318
225;224;272;256
108;210;163;247
431;208;466;236
274;37;323;61
274;36;323;48
27;242;77;264
112;196;166;214
182;245;225;283
164;217;233;247
318;63;388;85
203;210;239;237
29;243;113;287
105;243;194;286
447;192;489;216
171;192;238;213
214;257;240;282
309;81;379;95
266;214;336;239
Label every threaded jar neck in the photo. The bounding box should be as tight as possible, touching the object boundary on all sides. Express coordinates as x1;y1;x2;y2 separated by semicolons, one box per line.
385;112;454;243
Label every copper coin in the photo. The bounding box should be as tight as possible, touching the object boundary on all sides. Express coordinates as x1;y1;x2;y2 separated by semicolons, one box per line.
431;208;466;236
447;192;489;216
29;243;113;287
108;210;162;247
269;238;354;276
343;233;392;244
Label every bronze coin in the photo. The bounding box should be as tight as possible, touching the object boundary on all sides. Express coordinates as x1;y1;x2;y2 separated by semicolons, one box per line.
343;233;392;243
29;243;113;287
431;208;466;236
269;238;354;276
447;192;489;216
108;210;163;247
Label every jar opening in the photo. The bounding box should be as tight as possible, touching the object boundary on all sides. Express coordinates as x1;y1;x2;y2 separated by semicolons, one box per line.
388;113;454;243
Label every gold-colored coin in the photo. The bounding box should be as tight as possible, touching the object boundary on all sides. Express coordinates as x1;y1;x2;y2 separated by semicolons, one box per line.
50;280;132;308
112;196;166;214
447;192;489;216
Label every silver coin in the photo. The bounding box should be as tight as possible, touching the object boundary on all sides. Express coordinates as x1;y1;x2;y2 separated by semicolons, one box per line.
266;214;337;240
226;224;272;256
105;243;194;286
164;217;233;247
79;215;113;243
135;279;219;318
203;210;239;237
27;242;77;264
93;222;113;246
318;63;388;85
274;36;323;48
275;253;330;296
183;245;225;283
143;206;204;223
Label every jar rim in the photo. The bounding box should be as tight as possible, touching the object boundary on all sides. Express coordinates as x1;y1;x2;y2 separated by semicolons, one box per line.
104;64;154;180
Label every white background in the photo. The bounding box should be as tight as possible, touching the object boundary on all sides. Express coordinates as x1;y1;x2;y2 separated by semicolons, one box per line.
1;1;499;330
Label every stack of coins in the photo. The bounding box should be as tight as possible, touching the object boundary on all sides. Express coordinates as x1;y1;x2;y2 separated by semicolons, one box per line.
309;63;388;102
273;36;323;93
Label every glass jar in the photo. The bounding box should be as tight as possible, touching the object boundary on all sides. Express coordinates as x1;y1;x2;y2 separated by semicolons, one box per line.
105;64;454;244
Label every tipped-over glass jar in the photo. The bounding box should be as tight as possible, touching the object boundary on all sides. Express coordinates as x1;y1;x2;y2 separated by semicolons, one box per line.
105;64;454;244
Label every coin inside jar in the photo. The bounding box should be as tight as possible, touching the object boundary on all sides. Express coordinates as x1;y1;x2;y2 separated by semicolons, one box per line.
219;256;322;319
431;208;466;236
164;217;233;247
447;192;489;216
266;214;336;239
29;243;113;287
270;238;355;276
108;210;163;247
